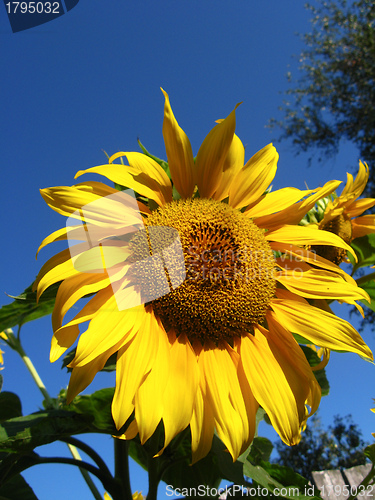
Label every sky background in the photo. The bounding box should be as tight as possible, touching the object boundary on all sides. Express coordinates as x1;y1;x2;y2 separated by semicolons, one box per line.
1;1;375;499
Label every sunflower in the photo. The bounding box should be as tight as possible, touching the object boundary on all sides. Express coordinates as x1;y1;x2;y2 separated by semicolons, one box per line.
311;161;375;265
0;331;7;370
35;90;372;463
104;492;143;500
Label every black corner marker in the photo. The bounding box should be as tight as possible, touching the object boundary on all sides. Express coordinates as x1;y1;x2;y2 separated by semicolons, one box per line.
3;0;80;33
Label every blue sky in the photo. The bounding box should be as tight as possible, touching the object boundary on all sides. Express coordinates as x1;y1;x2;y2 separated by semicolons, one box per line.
1;1;375;499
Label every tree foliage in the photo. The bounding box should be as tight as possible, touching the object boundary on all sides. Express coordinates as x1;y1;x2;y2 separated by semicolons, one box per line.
275;414;369;482
270;0;375;193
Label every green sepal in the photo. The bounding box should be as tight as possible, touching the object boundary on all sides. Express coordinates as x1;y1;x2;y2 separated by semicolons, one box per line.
0;282;60;332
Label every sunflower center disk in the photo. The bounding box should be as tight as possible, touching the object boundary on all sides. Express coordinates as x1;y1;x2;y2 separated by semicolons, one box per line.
314;214;353;265
129;199;276;343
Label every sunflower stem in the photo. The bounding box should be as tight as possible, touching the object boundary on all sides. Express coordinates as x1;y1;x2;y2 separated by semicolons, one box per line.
356;271;375;286
66;444;105;500
4;329;55;408
114;438;133;500
346;463;375;500
146;426;163;500
3;328;105;500
147;455;160;500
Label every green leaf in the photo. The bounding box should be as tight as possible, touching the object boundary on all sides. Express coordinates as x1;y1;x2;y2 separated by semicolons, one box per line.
0;451;40;490
67;388;116;432
129;431;223;491
247;437;274;465
0;410;93;453
0;282;60;332
359;280;375;313
0;389;117;454
293;334;311;345
300;345;330;396
211;436;245;485
244;459;319;500
364;443;375;464
0;393;22;422
0;473;38;500
0;375;3;394
350;234;375;273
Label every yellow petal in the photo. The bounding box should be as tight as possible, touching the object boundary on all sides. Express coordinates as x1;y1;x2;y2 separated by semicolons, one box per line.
266;224;357;261
346;198;375;218
270;298;373;359
72;302;145;368
112;308;162;430
161;88;195;199
276;267;369;305
190;380;215;464
266;312;321;418
239;329;302;445
352;215;375;239
133;492;144;500
40;182;118;218
198;342;245;460
311;347;330;372
34;248;80;300
229;144;278;210
52;272;110;334
195;104;240;198
67;349;118;403
72;244;131;274
135;318;170;444
341;161;369;201
212;133;245;201
246;187;314;219
75;154;172;207
120;151;173;205
50;286;114;362
257;180;341;229
232;338;258;453
36;226;73;258
270;241;356;285
116;419;139;441
161;332;199;449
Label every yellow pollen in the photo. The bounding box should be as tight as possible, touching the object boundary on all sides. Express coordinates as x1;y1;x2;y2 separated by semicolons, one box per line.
128;198;276;343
